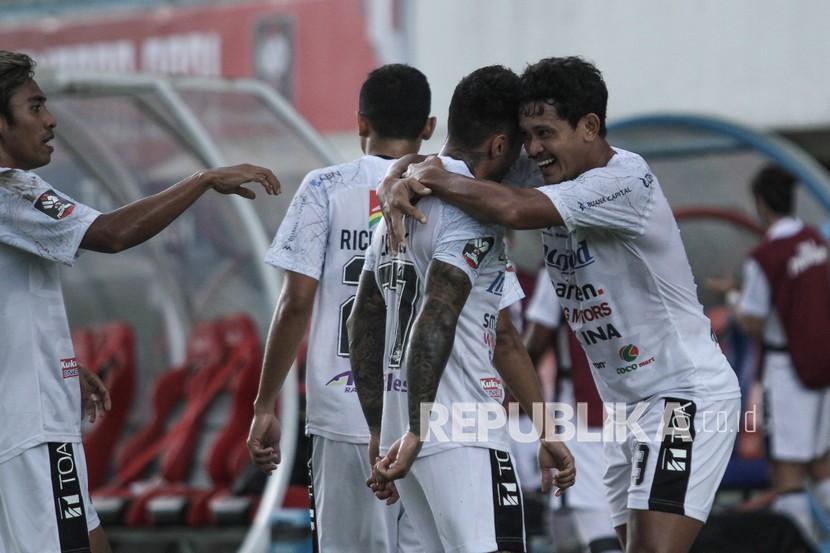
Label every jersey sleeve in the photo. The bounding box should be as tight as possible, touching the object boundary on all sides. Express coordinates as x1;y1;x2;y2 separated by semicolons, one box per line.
498;261;525;310
537;164;656;238
0;169;100;266
264;170;330;279
525;268;561;329
737;258;771;318
430;204;500;285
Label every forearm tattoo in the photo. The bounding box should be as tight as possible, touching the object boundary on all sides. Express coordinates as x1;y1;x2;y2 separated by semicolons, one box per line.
349;271;388;435
406;260;472;436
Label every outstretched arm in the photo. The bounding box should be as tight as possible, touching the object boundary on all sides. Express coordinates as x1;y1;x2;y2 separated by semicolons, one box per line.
81;164;280;253
348;270;389;440
248;271;317;474
493;310;575;495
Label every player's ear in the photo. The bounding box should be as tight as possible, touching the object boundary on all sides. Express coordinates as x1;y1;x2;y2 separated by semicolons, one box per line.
488;134;507;159
580;113;601;142
421;116;437;141
357;112;370;137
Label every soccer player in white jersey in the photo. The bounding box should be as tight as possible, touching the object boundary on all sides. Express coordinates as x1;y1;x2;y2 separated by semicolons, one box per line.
0;51;279;553
378;57;742;553
524;272;621;553
349;66;575;553
246;64;436;552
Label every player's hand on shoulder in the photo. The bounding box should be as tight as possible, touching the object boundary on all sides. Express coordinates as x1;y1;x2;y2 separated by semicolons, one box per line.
539;439;576;496
79;365;111;424
200;164;281;199
247;411;281;474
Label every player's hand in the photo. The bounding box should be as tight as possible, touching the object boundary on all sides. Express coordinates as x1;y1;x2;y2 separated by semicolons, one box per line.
79;365;111;424
247;411;281;474
377;177;431;255
365;433;401;504
201;164;281;199
374;431;421;483
539;439;576;496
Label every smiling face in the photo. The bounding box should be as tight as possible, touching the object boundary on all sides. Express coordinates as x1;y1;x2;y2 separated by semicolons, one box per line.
0;79;57;170
519;100;599;185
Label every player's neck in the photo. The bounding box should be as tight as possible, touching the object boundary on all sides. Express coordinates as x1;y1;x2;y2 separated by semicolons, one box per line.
440;143;491;179
364;136;421;159
579;139;615;175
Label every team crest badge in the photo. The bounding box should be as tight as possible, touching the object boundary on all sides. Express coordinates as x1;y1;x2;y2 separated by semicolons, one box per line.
463;237;495;269
35;190;75;220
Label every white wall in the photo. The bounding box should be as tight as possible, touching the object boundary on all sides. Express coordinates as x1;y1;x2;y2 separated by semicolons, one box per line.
404;0;830;136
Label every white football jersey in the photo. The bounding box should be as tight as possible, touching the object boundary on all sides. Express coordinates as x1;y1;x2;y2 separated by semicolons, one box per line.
265;155;395;443
536;148;740;404
0;168;100;463
364;157;524;457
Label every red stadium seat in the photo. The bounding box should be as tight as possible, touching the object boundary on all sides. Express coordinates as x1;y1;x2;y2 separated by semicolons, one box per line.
81;323;137;490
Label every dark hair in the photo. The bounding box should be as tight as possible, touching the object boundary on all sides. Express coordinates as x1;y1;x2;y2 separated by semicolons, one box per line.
447;65;521;149
752;164;797;215
0;51;36;124
359;64;431;140
520;56;608;137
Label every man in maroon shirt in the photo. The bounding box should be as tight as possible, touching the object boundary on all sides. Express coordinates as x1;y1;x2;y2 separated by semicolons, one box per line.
729;165;830;540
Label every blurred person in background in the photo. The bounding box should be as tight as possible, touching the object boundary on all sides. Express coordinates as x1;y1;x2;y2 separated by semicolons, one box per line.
0;50;279;553
523;270;621;553
379;56;742;553
246;63;435;552
711;165;830;540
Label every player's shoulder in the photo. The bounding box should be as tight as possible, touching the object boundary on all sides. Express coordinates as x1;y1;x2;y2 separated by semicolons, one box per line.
0;168;48;194
575;147;655;188
302;155;391;194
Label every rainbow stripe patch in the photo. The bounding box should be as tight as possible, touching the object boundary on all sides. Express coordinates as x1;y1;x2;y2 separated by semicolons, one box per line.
369;190;382;230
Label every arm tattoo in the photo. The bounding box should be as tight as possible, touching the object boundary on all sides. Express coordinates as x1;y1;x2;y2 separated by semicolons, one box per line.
348;270;387;435
406;260;472;437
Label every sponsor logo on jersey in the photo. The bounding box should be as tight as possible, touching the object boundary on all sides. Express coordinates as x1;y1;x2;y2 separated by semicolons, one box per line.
325;370;356;392
639;173;654;188
463;237;495;269
384;372;407;393
368;190;383;230
487;271;505;296
576;187;632;211
579;323;621;345
480;377;504;400
35;190;75;220
562;302;612;323
615;348;656;375
788;239;828;277
619;344;639;362
310;169;342;187
555;282;604;301
544;240;595;274
61;358;79;379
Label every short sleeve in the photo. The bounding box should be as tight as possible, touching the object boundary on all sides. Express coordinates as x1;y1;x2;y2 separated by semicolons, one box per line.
737;258;771;318
264;171;330;279
413;198;504;284
525;268;561;328
0;169;100;265
498;262;525;309
538;159;656;238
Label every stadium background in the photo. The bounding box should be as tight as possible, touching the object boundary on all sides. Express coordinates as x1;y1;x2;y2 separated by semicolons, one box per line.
2;1;830;551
